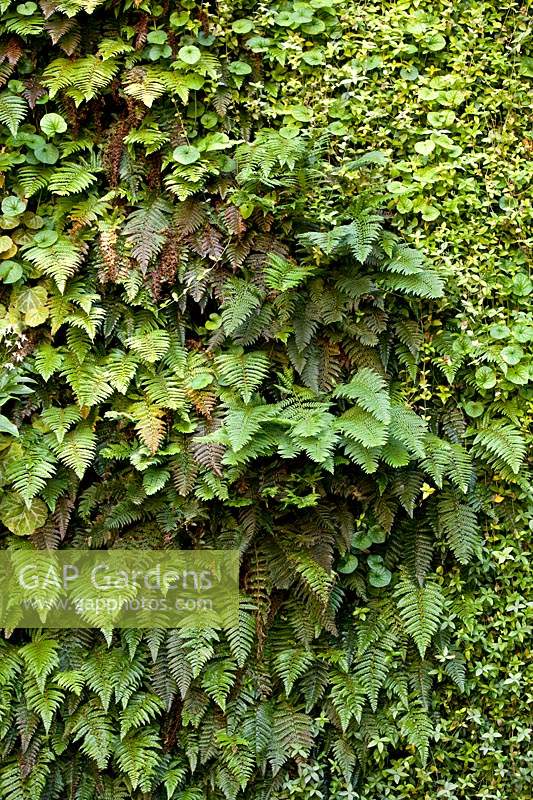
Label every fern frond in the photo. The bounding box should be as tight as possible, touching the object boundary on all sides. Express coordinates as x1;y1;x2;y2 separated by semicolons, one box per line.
332;367;390;423
472;423;526;475
0;91;27;135
436;490;480;564
49;422;97;478
220;279;262;334
215;349;269;403
394;575;444;657
263;253;313;292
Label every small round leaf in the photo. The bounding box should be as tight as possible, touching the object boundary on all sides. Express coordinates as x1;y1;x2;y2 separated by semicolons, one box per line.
16;1;37;14
178;45;201;65
34;143;60;164
147;30;167;44
475;365;497;389
1;195;26;216
232;18;254;34
33;230;59;248
0;260;23;283
501;345;524;365
464;401;484;418
337;554;358;574
172;145;201;164
228;60;252;75
40;113;68;136
489;324;510;340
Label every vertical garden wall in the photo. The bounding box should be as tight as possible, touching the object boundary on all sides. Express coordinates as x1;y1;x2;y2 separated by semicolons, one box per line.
0;1;531;798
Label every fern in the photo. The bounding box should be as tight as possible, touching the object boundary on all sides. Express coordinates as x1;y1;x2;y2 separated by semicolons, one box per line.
215;349;269;403
472;423;526;475
23;236;85;293
48;163;99;196
400;707;433;766
42;56;119;103
263;253;313;292
119;693;165;739
394;575;444;657
221;279;262;334
201;660;236;710
20;639;60;693
437;489;481;563
49;422;97;478
0;91;27;135
336;406;388;448
41;405;82;444
274;649;314;696
388;403;427;459
69;700;116;770
123;198;172;272
129;400;166;453
61;355;113;405
298;212;382;262
127;330;170;363
6;439;57;504
34;344;63;381
333;367;390;423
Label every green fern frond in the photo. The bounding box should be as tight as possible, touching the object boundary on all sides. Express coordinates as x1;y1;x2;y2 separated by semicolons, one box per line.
263;253;313;292
23;236;85;293
333;367;390;423
0;91;27;135
215;349;269;403
389;404;427;459
436;489;480;564
472;423;526;475
394;575;444;657
49;422;97;478
220;279;262;335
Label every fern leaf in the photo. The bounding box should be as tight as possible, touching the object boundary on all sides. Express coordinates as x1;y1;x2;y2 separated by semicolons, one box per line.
0;91;27;135
215;349;269;403
437;490;480;564
400;707;433;765
263;253;313;292
20;639;59;693
389;404;427;459
23;236;85;293
274;649;313;696
221;279;262;334
49;422;96;478
333;367;390;423
473;423;526;475
129;400;166;453
336;406;389;448
40;405;82;444
48;163;98;196
395;575;444;657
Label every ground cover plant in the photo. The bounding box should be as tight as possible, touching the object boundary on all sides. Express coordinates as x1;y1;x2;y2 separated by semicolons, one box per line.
0;1;531;798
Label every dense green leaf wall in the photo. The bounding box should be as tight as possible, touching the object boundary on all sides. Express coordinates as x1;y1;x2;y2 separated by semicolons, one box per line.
0;0;530;798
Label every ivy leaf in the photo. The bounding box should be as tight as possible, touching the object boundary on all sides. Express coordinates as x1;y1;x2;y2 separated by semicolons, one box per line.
16;285;49;326
232;19;253;33
500;345;523;365
33;230;59;248
0;493;48;536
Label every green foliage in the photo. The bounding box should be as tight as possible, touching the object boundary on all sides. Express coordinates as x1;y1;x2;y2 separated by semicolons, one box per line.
0;0;530;798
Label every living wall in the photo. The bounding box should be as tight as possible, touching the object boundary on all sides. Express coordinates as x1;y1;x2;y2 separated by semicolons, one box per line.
0;0;531;798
